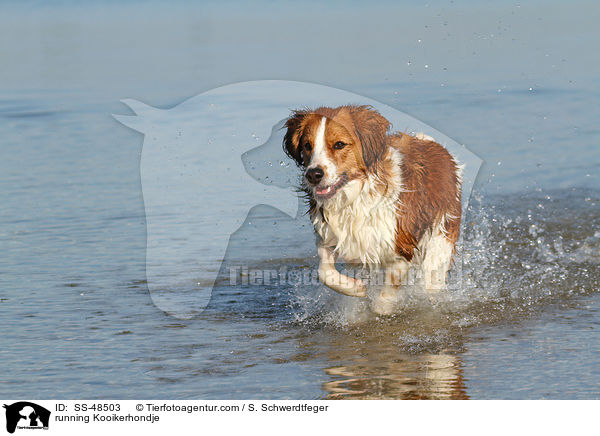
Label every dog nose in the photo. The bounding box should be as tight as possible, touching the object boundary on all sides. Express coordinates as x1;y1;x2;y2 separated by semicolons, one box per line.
305;167;324;185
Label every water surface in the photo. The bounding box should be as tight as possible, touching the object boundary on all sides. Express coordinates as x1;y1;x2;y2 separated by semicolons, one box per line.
1;0;599;399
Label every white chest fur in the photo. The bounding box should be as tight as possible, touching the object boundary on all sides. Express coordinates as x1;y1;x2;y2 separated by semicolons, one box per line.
312;148;402;266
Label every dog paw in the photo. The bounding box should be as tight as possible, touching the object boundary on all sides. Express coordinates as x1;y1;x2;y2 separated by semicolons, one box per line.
337;276;367;297
371;296;396;316
347;278;367;297
321;273;367;297
371;288;398;315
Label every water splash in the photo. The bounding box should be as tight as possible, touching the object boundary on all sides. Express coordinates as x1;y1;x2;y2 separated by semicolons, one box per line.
285;188;600;349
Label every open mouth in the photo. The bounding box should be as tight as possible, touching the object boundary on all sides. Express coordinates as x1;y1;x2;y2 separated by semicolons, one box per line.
314;174;348;200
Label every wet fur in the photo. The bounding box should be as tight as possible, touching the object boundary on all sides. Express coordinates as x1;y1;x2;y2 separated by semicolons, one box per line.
283;105;462;310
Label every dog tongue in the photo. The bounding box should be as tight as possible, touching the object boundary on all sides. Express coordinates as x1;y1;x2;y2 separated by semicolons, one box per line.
316;186;333;195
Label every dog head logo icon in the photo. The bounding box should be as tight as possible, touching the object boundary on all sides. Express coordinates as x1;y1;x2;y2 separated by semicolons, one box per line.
3;402;50;434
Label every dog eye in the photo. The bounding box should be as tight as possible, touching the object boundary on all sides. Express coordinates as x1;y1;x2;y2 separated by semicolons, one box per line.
303;142;312;151
333;141;346;150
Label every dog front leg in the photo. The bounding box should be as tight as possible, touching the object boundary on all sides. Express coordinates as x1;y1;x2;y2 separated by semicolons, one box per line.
317;246;366;297
371;260;409;315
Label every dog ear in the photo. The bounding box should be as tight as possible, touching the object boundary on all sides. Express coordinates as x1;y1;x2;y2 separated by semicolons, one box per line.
283;109;309;166
349;105;390;169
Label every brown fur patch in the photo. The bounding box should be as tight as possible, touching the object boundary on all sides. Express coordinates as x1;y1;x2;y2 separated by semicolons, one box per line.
391;133;461;261
282;109;310;166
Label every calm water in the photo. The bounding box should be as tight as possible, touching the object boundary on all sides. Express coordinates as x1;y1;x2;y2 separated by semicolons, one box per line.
1;0;599;399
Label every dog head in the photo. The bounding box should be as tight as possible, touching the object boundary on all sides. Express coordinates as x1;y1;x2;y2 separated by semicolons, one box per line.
283;105;390;202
